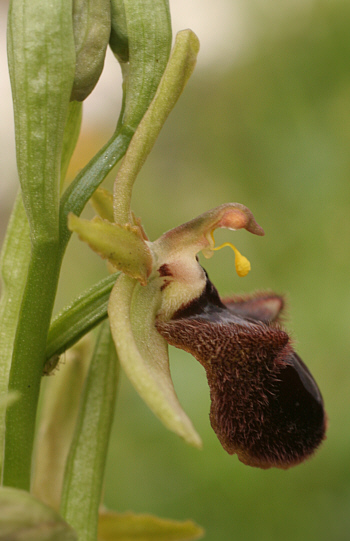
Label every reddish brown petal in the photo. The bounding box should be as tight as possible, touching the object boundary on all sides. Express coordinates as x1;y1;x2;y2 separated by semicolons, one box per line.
222;292;285;324
156;314;326;469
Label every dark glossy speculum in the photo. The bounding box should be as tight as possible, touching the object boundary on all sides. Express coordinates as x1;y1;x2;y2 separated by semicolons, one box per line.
157;271;326;469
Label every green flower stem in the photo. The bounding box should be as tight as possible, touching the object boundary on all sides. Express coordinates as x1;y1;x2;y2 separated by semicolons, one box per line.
3;242;61;490
113;29;200;224
0;194;30;479
60;321;119;541
45;273;118;370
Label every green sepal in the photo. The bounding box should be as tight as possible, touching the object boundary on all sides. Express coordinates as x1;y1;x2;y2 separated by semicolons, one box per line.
98;511;204;541
108;274;202;448
68;214;152;284
0;487;77;541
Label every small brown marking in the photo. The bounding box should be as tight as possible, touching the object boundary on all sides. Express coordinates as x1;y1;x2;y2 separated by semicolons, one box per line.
158;264;173;277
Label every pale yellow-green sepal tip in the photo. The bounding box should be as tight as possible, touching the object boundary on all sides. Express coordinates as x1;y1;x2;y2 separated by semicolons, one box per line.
67;213;153;285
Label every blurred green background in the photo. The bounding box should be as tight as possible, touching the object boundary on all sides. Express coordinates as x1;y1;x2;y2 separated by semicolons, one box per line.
3;0;350;539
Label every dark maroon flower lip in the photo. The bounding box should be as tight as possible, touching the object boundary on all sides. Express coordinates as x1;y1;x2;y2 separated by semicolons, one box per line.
156;270;327;469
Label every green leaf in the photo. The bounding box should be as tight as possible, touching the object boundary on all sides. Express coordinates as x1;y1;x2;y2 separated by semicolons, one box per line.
68;214;153;284
0;487;77;541
61;322;119;541
98;511;204;541
108;274;202;448
32;340;91;511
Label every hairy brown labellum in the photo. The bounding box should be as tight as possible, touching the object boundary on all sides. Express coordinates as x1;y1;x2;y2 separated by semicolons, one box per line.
156;273;326;469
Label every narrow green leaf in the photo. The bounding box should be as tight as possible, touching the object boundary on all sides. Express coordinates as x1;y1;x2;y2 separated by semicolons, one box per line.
68;214;153;284
61;322;119;541
45;273;118;368
98;511;204;541
32;340;91;511
0;487;77;541
108;274;202;448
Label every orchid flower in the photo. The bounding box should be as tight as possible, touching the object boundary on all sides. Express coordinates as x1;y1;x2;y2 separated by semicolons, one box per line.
69;194;326;469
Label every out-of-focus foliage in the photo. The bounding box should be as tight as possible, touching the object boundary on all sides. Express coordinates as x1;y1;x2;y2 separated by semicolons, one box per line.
48;1;350;540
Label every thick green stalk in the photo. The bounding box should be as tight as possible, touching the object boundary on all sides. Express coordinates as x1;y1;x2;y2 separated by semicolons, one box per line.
0;195;30;479
4;0;75;488
3;243;61;489
61;321;119;541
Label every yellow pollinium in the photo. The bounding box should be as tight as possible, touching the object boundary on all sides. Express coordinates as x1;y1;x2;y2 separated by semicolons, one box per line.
212;240;251;277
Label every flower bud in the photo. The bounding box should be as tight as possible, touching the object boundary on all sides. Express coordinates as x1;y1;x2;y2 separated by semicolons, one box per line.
71;0;111;101
110;0;129;63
